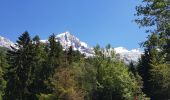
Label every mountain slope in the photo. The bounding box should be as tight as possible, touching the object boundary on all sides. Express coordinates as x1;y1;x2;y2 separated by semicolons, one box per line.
54;32;143;63
56;32;94;57
114;47;143;64
0;32;143;64
0;36;15;49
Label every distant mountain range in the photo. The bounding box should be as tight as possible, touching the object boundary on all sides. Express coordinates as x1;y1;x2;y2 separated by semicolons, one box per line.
0;32;143;64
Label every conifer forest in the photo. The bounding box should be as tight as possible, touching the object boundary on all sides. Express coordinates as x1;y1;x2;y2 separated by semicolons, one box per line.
0;0;169;100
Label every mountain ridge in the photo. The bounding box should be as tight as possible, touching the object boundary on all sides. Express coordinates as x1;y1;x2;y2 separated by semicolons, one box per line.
0;32;143;64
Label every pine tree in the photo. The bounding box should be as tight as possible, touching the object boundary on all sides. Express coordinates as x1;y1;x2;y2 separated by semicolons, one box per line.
137;51;150;96
67;46;73;64
136;0;170;99
28;35;49;99
129;62;136;76
135;0;170;62
45;33;63;77
3;31;34;100
0;49;8;99
137;34;170;99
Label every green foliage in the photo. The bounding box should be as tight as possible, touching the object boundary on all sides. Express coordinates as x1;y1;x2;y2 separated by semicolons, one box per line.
135;0;170;62
37;93;57;100
3;32;65;100
0;49;8;99
2;32;148;100
47;46;86;100
45;34;63;77
137;35;170;99
50;67;85;100
3;31;34;100
136;0;170;99
0;47;8;54
150;64;170;88
28;35;49;99
89;46;146;100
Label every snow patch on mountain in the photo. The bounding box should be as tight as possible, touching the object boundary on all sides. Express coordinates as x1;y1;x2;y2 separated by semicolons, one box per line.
114;47;143;64
0;36;15;49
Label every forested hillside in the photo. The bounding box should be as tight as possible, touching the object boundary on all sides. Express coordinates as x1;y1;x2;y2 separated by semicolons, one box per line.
0;32;148;100
0;0;169;100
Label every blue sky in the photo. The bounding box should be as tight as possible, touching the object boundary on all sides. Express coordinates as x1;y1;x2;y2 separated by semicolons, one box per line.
0;0;147;49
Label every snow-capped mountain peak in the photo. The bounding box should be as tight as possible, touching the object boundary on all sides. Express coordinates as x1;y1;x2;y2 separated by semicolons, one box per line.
0;36;15;49
56;32;94;56
56;31;71;38
40;32;93;56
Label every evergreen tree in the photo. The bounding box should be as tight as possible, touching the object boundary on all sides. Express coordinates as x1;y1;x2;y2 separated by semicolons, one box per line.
137;34;170;99
28;35;49;99
137;51;150;95
0;50;7;99
3;31;34;100
135;0;170;62
136;0;170;99
66;46;83;64
44;33;63;78
129;62;136;76
67;46;74;64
